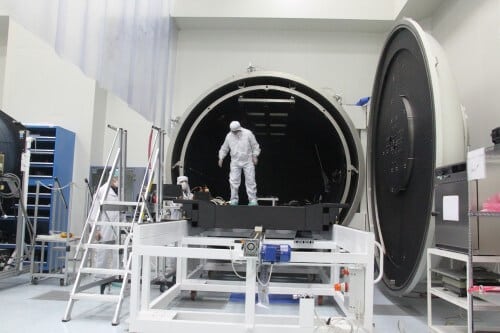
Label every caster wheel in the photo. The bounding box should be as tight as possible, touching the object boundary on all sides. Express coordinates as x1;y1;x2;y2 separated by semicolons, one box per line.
60;279;65;286
160;284;166;293
31;277;38;285
190;290;197;301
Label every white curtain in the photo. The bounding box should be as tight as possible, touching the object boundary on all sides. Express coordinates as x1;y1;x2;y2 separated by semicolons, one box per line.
5;0;173;125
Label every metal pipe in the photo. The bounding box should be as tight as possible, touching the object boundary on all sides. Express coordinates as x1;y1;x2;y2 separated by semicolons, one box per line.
120;129;128;201
156;129;165;222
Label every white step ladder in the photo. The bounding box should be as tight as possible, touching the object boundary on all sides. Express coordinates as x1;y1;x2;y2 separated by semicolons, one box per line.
62;126;164;326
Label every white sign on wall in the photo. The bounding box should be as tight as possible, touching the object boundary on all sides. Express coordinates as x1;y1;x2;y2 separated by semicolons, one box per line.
467;148;486;180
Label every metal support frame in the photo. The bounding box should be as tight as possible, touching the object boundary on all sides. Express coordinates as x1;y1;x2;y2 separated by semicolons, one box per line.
426;248;500;333
63;125;166;326
30;180;76;285
154;126;165;222
63;125;132;325
129;222;375;333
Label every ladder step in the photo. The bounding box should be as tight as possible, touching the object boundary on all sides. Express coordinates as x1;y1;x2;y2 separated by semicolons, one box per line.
83;244;128;250
72;293;120;302
101;201;139;211
80;267;130;275
91;221;133;227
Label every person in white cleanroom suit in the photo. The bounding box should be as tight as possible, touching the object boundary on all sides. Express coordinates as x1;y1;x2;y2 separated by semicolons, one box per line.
177;175;193;200
218;121;261;206
168;176;193;219
89;171;120;277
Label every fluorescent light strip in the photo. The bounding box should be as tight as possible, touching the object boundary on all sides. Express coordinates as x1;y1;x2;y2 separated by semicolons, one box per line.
238;97;295;104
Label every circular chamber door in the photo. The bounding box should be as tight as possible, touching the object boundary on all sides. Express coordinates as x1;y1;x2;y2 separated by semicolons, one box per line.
166;72;365;226
367;18;467;295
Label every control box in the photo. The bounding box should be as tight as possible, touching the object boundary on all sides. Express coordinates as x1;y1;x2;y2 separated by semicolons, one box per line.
335;266;365;317
260;244;291;263
434;162;468;252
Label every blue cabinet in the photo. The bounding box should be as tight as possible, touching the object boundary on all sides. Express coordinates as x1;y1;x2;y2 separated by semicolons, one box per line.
26;125;75;272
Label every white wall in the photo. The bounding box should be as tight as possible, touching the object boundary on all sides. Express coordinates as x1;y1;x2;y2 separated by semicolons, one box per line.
431;0;500;149
1;20;96;234
103;93;152;167
90;83;153;169
0;19;154;234
173;28;385;119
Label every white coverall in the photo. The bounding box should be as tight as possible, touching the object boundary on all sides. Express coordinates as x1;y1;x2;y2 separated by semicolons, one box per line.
218;127;261;203
168;177;193;220
89;182;119;275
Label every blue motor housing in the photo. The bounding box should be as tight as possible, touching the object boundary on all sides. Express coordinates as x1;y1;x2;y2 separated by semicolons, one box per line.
260;244;291;263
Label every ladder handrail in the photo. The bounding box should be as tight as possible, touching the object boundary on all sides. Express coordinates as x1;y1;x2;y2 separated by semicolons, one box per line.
131;127;161;223
96;128;122;193
133;147;160;224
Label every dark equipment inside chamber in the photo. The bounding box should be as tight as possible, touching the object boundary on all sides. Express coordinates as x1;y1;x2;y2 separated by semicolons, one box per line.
169;74;362;231
178;200;349;231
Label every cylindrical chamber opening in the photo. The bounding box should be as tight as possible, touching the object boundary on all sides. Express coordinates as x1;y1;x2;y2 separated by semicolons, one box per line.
167;73;364;225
